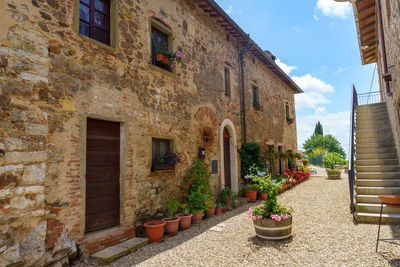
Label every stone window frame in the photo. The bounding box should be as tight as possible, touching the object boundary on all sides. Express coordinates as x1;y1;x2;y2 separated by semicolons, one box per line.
72;0;119;49
252;84;260;109
148;17;176;76
224;64;232;97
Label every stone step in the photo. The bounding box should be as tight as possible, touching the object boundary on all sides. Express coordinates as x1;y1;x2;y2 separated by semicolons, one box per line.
355;159;399;166
356;142;395;149
356;147;397;155
89;238;148;265
356;171;400;179
356;152;398;160
356;179;400;187
357;102;386;109
356;119;390;126
356;136;394;144
356;165;400;172
355;127;392;135
355;131;393;139
356;112;389;120
355;202;400;214
354;212;400;224
355;186;400;195
355;194;382;203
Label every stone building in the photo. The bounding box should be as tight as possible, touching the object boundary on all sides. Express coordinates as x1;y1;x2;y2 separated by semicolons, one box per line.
350;0;400;153
0;0;301;265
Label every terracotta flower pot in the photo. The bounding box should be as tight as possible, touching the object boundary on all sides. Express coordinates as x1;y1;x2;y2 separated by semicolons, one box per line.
260;193;267;201
192;210;203;224
155;52;170;65
162;217;180;235
216;207;223;215
143;220;166;242
222;207;227;213
205;206;216;218
176;213;193;230
245;190;257;203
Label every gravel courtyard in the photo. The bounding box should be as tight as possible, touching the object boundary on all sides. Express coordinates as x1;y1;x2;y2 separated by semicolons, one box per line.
78;174;400;266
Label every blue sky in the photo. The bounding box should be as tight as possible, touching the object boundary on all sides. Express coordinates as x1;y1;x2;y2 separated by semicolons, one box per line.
215;0;379;157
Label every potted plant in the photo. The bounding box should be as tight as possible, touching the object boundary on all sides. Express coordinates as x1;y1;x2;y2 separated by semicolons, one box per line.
215;203;223;215
286;115;294;124
205;195;216;218
253;101;264;112
326;168;341;179
343;163;349;174
243;184;258;203
152;152;181;172
187;189;208;224
248;175;293;240
143;220;166;243
155;49;184;68
176;203;193;231
220;188;235;210
162;199;181;235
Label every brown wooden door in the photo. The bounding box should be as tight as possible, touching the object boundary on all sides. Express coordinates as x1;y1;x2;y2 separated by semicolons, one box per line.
223;128;231;189
86;119;120;232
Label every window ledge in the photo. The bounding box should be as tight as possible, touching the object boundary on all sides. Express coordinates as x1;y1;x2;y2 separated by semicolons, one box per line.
76;33;117;52
148;63;176;78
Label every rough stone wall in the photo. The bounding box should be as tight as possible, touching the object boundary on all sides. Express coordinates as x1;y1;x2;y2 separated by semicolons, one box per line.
378;0;400;156
0;0;298;265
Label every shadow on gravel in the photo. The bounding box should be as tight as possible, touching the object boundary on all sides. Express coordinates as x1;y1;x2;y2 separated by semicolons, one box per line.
378;252;400;267
247;235;294;249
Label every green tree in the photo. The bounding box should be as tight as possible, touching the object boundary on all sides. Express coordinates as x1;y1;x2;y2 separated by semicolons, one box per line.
303;134;346;159
314;121;323;136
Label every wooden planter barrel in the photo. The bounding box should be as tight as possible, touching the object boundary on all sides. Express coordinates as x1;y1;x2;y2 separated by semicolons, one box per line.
327;172;341;179
253;215;292;240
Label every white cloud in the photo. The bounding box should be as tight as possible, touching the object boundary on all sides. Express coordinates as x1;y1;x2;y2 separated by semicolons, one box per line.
316;0;352;19
225;5;242;15
292;74;334;94
313;14;319;21
276;58;297;75
296;110;350;157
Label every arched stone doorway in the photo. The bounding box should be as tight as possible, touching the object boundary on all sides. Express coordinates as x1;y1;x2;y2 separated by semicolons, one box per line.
219;119;238;193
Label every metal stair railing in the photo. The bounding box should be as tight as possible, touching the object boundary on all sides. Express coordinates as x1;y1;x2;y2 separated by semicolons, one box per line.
348;85;357;215
357;91;381;105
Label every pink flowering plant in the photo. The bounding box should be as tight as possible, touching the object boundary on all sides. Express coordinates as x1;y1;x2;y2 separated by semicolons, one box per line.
248;172;293;222
156;49;184;68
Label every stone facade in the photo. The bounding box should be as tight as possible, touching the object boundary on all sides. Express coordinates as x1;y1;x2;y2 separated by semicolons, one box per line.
0;0;300;265
377;0;400;156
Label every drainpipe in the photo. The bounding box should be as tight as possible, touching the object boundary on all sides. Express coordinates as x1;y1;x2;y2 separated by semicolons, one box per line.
376;0;392;95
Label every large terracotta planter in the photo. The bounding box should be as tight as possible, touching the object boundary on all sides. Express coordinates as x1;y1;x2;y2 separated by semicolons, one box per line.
245;190;257;203
205;206;216;218
253;215;292;240
260;193;267;201
176;213;193;230
155;52;170;65
215;207;223;215
144;220;166;242
162;217;180;235
192;210;203;224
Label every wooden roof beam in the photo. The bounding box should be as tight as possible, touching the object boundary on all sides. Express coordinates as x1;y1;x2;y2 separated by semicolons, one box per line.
359;12;376;23
358;3;375;13
360;21;376;31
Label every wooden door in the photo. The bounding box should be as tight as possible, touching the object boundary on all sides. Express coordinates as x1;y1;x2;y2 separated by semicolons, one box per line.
86;119;120;232
223;128;231;189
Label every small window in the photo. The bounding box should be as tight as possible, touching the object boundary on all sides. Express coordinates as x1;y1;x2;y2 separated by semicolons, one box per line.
151;20;172;72
252;86;259;107
201;127;214;147
226;34;230;42
224;67;231;97
79;0;111;45
152;138;172;171
286;105;290;117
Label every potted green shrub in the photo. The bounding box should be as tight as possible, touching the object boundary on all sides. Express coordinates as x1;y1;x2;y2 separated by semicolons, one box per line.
221;188;235;210
205;195;216;218
324;153;341;179
249;175;293;240
176;203;193;230
326;168;341;179
162;199;181;235
187;189;208;224
242;184;258;203
215;203;223;215
343;163;349;174
155;49;184;68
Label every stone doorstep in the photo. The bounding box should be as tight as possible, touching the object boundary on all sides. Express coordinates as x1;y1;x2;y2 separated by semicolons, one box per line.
89;237;148;265
83;226;135;255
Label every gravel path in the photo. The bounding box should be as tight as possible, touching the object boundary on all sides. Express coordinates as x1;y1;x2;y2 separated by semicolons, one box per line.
76;174;400;266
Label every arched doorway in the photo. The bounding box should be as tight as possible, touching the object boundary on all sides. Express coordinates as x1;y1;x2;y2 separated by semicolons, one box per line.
223;128;231;189
219;119;238;193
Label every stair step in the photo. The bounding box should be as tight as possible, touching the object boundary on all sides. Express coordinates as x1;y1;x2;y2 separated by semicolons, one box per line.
356;152;398;160
356;147;397;154
356;171;400;179
354;212;400;224
355;159;399;166
355;186;400;195
355;203;400;214
355;194;381;203
356;179;400;187
355;142;394;149
357;102;386;109
355;131;393;139
356;137;394;144
89;238;148;265
355;128;392;135
356;113;389;120
356;165;400;172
